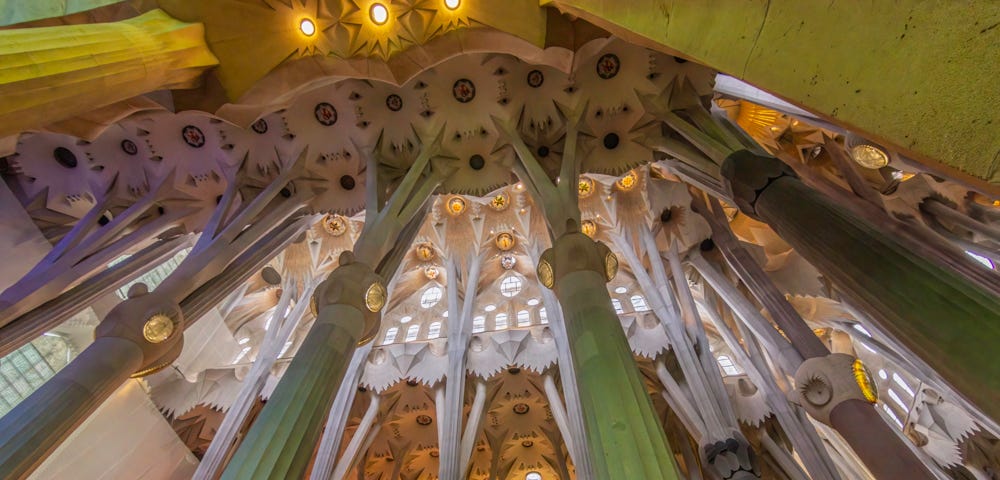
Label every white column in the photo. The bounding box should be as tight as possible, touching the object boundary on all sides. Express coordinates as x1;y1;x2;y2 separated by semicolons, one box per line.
331;394;381;480
310;343;372;480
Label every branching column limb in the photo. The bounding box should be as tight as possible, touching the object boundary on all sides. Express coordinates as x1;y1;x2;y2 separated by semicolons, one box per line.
221;134;446;479
500;104;679;479
0;150;311;479
717;151;943;479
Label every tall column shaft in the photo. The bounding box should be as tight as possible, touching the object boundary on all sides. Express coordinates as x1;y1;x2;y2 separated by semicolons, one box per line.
0;337;142;480
219;305;364;480
723;152;1000;420
829;400;927;479
540;231;679;479
220;253;383;479
0;9;218;137
556;269;678;479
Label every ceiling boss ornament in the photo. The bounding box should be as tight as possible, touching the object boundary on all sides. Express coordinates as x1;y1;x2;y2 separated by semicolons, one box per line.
415;243;436;262
578;177;595;198
581;219;598;238
490;192;509;211
616;171;638;191
495;232;515;251
322;214;348;236
446;196;466;216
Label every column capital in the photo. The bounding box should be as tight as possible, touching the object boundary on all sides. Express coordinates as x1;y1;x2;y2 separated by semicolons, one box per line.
312;251;385;345
789;353;879;425
537;230;617;290
704;436;761;480
94;283;184;377
720;150;798;221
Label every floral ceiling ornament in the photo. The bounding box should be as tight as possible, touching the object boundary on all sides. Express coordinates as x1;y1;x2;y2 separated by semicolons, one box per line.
424;266;440;280
322;214;349;236
500;254;516;270
616;171;638;191
415;243;436;262
490;192;509;211
578;177;595;198
495;232;515;251
181;125;205;148
447;196;467;216
581;219;598;238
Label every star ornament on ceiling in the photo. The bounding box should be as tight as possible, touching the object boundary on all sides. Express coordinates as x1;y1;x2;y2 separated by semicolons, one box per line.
339;0;473;60
341;0;418;60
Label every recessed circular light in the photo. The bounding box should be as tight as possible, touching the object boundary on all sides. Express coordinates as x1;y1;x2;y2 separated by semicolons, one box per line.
299;18;316;36
400;315;412;323
370;3;389;25
444;0;460;9
484;304;496;312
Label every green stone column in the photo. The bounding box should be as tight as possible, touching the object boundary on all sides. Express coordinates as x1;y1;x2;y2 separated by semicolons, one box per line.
538;230;680;480
0;287;184;480
219;252;385;480
721;150;1000;421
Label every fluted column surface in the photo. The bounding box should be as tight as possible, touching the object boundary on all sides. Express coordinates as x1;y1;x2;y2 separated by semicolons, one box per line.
0;9;218;136
0;337;142;480
555;269;680;479
220;304;364;480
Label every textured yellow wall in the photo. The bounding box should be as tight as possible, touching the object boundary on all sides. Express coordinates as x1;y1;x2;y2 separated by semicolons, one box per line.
547;0;1000;188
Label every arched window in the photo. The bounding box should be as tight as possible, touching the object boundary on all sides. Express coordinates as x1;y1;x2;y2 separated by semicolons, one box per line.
717;355;740;376
420;286;443;308
405;324;420;342
611;298;624;314
516;310;531;327
538;307;548;324
966;250;995;269
382;327;399;345
526;472;542;480
630;294;650;312
472;316;486;333
495;313;508;330
427;322;442;339
500;275;523;297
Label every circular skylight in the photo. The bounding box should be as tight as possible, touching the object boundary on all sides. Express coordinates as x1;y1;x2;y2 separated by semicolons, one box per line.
526;298;539;306
484;304;496;312
420;286;442;308
614;286;627;294
500;275;523;297
400;315;413;323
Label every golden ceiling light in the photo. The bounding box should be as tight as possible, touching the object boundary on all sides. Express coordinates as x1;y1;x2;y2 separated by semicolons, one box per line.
495;232;515;251
415;243;435;262
444;0;460;9
370;3;389;25
578;177;594;198
446;196;466;216
581;219;598;238
850;144;889;169
322;214;348;236
615;171;638;192
490;192;509;211
143;314;175;344
299;18;316;36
